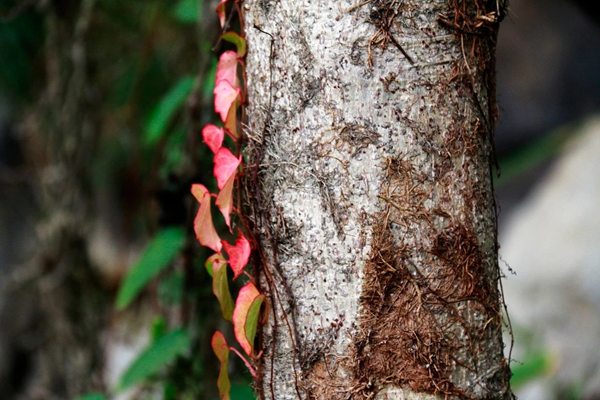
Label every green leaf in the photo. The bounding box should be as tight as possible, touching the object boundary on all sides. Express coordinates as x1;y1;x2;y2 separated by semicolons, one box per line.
244;295;264;355
212;331;231;400
119;329;191;391
212;258;234;321
75;394;106;400
233;282;264;356
145;76;195;146
511;350;554;389
222;32;247;57
116;227;186;310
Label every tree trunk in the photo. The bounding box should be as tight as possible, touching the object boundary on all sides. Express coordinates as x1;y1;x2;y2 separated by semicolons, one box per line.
25;0;108;396
243;0;511;399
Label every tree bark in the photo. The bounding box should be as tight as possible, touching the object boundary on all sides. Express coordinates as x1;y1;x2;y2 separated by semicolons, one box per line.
25;0;108;397
243;0;511;399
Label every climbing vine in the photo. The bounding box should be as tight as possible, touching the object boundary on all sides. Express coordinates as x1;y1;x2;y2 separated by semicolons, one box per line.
192;1;261;398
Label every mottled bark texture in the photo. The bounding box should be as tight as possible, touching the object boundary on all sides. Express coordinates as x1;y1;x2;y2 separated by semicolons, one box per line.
24;0;108;396
242;0;511;398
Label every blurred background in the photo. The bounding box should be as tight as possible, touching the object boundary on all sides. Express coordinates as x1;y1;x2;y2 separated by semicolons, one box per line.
0;0;598;399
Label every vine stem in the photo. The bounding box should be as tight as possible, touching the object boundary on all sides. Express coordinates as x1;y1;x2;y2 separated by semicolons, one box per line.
230;347;258;378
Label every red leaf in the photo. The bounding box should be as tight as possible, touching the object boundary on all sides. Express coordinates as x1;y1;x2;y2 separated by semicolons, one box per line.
191;184;222;253
222;231;251;280
215;0;227;28
211;331;231;400
213;147;241;190
216;51;238;87
216;173;235;230
233;282;265;356
202;124;225;154
214;80;240;123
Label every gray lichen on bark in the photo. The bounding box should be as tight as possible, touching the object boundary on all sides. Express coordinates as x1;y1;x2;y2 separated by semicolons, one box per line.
243;0;511;398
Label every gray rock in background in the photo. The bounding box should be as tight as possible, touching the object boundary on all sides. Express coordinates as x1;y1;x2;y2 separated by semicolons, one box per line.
500;117;600;399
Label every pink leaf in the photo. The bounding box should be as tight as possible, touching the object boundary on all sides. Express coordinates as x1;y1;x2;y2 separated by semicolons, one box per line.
213;147;241;190
224;99;239;140
222;231;251;279
211;331;231;400
205;253;226;277
233;282;264;356
202;124;225;154
216;51;238;87
192;184;222;253
216;173;235;230
214;51;241;131
214;80;240;123
191;183;208;203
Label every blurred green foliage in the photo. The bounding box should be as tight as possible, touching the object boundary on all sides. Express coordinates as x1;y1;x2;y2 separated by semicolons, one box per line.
119;328;191;391
145;76;195;146
75;394;107;400
231;382;257;399
172;0;203;23
0;0;243;398
158;270;185;305
0;1;43;103
510;349;554;389
116;227;186;309
495;123;578;187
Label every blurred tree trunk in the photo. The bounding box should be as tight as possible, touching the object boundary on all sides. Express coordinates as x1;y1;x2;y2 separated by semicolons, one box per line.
26;0;108;397
243;0;512;398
